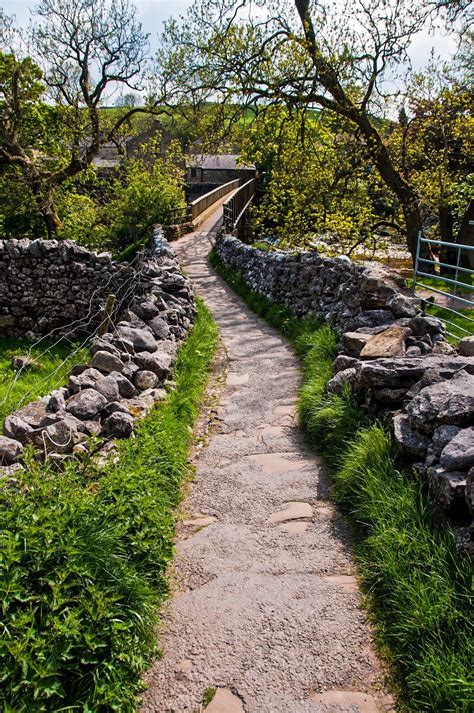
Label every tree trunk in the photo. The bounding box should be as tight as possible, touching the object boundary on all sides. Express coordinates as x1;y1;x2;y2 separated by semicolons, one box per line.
31;179;61;238
456;199;474;270
439;204;455;275
355;114;432;267
41;205;61;239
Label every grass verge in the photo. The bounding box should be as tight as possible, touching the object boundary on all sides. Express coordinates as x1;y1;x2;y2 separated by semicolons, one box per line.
210;249;473;713
0;298;218;712
0;337;89;427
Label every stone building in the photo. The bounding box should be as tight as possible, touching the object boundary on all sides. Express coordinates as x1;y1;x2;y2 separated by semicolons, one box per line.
186;153;256;185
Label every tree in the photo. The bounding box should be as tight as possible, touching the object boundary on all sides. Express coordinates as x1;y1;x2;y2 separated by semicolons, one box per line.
388;42;473;271
115;92;141;108
0;0;159;236
158;0;465;262
240;107;386;254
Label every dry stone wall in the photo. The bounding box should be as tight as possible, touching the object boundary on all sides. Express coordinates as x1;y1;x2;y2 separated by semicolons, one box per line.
0;229;196;473
216;234;474;553
0;239;138;339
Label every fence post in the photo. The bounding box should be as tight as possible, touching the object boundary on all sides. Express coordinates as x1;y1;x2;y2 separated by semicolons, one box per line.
413;230;422;291
98;294;116;337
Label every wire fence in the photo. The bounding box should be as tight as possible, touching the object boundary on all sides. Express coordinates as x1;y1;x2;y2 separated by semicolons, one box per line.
0;249;149;416
413;226;474;341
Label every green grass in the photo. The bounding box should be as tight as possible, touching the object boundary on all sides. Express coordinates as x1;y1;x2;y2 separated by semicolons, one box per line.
0;337;89;428
0;299;218;712
423;303;474;343
405;274;474;341
210;249;474;713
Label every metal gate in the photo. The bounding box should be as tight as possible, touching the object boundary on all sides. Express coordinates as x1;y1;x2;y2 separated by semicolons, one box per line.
413;227;474;340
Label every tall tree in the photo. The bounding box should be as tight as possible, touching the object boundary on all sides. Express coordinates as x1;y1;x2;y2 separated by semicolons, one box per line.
0;0;159;236
158;0;465;262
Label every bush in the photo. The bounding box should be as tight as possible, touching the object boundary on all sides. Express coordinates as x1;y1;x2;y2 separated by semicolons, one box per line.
0;299;218;711
0;167;46;238
104;144;186;253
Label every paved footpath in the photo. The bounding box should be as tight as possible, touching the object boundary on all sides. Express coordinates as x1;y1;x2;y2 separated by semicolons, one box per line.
141;212;394;713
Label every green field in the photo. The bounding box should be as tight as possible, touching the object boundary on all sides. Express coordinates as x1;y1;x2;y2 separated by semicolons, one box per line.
0;337;89;427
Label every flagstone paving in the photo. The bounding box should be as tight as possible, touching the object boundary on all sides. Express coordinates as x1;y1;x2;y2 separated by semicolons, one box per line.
141;212;394;713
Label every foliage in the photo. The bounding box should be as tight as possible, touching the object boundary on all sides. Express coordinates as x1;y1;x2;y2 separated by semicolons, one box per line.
0;337;89;427
210;250;474;712
159;1;474;261
0;1;157;236
102;140;186;252
0;134;186;252
241;107;384;252
0;299;218;711
389;59;474;247
0;167;47;238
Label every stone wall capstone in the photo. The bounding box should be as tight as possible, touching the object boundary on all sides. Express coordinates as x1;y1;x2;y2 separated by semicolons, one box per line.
216;234;474;554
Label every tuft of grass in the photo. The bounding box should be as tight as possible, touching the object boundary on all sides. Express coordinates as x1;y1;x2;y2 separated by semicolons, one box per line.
0;337;89;427
0;298;218;712
202;687;217;706
210;249;474;712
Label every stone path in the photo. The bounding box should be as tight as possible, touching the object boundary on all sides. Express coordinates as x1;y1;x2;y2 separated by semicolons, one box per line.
141;212;393;713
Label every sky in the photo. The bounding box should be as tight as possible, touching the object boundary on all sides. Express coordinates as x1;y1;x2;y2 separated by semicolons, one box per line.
3;0;459;70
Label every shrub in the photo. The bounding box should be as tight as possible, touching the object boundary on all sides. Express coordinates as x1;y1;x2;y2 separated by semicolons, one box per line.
104;143;186;253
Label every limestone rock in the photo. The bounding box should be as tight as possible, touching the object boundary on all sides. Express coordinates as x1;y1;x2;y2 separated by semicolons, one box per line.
134;350;173;378
393;413;430;457
13;401;54;429
141;387;167;402
102;401;131;418
360;325;411;360
41;419;83;454
90;337;121;358
106;371;137;399
459;335;474;357
101;412;134;438
91;350;124;374
47;388;68;413
93;375;121;403
409;315;444;337
341;332;372;357
122;396;153;419
432;425;461;455
326;368;356;394
429;467;468;516
406;369;474;432
387;293;419;318
69;367;103;393
115;324;158;353
332;354;359;374
0;436;23;465
149;316;171;339
134;370;158;391
66;388;107;420
3;414;33;442
440;427;474;471
134;300;160;321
